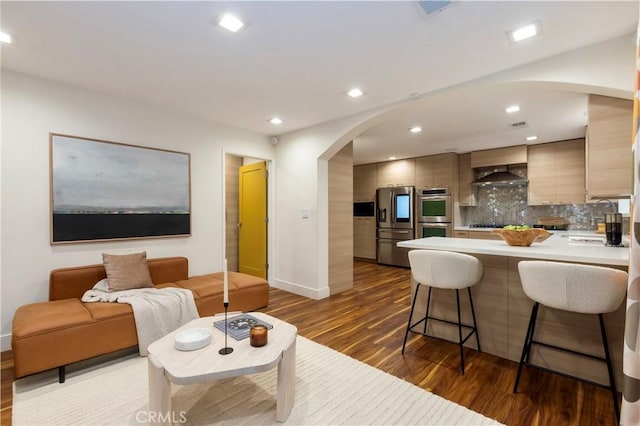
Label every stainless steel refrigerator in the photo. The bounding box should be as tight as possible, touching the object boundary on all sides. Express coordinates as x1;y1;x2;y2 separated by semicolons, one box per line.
376;186;414;267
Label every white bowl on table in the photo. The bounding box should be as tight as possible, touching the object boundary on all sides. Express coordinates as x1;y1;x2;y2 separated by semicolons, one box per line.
174;327;212;351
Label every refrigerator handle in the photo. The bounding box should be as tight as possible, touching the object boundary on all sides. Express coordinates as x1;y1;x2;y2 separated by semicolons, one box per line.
390;191;395;224
379;208;387;222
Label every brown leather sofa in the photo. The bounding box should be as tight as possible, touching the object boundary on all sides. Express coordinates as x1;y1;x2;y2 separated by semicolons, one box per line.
11;256;269;381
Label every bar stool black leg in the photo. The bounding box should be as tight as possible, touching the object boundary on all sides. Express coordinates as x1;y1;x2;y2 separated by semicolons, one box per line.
456;289;465;375
514;302;539;393
468;287;481;352
599;313;620;424
524;304;539;365
424;287;433;334
402;283;422;354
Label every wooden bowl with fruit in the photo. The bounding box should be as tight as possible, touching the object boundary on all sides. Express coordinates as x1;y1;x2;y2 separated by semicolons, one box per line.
492;225;550;247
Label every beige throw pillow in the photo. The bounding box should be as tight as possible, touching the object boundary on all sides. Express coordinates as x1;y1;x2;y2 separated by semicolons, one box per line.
102;251;153;291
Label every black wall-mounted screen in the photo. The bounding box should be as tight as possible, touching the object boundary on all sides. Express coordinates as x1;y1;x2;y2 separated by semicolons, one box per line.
354;201;375;217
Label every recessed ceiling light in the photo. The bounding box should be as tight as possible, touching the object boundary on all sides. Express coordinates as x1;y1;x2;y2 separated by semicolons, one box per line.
505;105;521;113
409;126;422;133
269;117;283;125
507;21;541;43
526;136;538;141
388;156;397;160
347;88;364;98
219;14;245;32
0;32;12;44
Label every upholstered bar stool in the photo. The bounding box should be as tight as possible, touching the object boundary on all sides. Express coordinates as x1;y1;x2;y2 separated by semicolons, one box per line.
402;250;483;374
514;261;628;423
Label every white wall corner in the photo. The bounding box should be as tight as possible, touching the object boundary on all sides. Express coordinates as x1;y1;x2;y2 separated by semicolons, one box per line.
317;158;329;291
1;333;11;352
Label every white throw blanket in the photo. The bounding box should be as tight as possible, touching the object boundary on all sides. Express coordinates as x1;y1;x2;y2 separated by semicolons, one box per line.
82;287;199;356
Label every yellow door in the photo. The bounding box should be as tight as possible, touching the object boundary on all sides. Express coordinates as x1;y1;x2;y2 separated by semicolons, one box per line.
238;161;268;278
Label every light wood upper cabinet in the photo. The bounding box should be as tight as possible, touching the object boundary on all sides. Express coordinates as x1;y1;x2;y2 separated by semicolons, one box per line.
377;158;416;188
528;139;585;205
458;153;476;206
432;153;457;188
354;164;378;201
470;145;527;168
586;95;633;199
415;153;456;189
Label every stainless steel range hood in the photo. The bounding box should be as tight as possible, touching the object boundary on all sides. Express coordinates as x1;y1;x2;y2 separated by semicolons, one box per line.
472;167;528;187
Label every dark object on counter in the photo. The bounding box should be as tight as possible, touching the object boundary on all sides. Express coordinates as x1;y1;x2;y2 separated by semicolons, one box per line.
541;224;568;231
537;216;570;231
605;213;623;246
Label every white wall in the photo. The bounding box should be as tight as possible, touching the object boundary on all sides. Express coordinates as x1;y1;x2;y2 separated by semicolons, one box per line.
0;71;274;350
271;104;408;298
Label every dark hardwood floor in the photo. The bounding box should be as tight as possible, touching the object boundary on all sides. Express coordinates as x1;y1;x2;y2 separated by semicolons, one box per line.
1;260;619;425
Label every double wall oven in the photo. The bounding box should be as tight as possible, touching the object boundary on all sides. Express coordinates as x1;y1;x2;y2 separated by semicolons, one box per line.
416;188;452;238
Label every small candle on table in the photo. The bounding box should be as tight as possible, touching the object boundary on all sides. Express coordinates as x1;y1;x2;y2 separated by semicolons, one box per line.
223;258;229;304
250;325;268;347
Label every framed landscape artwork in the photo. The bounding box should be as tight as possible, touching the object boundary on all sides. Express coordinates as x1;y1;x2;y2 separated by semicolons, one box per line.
50;133;191;243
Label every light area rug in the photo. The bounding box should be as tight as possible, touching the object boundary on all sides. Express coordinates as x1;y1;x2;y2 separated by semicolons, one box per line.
13;337;503;425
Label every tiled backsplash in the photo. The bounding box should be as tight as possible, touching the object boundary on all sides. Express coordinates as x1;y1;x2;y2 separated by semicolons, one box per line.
461;185;625;231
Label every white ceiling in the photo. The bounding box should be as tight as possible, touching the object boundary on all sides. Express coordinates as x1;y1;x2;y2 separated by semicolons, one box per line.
2;1;637;164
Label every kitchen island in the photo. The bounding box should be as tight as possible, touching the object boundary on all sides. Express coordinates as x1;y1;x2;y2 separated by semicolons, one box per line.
397;232;629;386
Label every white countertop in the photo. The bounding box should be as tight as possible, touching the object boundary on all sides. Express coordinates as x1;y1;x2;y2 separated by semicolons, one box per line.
397;231;630;266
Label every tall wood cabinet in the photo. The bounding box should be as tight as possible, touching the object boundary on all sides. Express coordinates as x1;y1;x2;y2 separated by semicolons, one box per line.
415;153;456;189
458;153;476;206
528;139;585;205
586;95;633;199
353;164;377;260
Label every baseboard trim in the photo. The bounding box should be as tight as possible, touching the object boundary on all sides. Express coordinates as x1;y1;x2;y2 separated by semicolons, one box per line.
271;279;330;300
1;333;12;352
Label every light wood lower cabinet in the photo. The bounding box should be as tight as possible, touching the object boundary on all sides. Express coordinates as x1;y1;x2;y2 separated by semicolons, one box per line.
454;230;501;240
353;217;376;259
468;230;501;240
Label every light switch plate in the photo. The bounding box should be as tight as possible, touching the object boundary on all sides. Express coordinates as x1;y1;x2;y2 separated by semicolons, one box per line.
302;208;310;219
